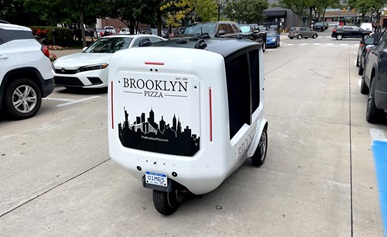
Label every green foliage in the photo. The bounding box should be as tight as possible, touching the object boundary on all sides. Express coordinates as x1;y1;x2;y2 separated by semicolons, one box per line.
161;0;193;27
194;0;218;22
222;0;269;23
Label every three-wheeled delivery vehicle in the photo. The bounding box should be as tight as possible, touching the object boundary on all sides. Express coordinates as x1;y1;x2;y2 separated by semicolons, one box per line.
108;36;268;215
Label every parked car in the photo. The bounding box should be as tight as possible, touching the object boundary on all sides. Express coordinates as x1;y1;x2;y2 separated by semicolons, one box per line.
174;27;186;36
0;23;54;119
361;29;387;123
288;27;318;39
103;26;116;34
313;22;325;32
322;22;329;30
52;35;166;89
239;23;267;51
357;32;382;75
182;21;241;39
266;31;280;48
360;22;373;32
331;25;371;40
328;22;340;28
119;28;130;34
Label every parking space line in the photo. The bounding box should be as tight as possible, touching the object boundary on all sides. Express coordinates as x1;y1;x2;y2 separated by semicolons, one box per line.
370;128;387;236
43;97;73;102
57;96;101;107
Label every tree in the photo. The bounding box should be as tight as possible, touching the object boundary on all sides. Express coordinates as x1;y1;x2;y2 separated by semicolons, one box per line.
348;0;387;30
222;0;269;23
279;0;311;25
194;0;218;22
161;0;193;28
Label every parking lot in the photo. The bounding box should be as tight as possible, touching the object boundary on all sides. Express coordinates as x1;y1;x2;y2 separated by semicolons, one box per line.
1;31;386;236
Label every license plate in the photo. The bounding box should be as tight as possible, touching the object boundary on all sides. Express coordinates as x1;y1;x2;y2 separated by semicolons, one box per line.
145;171;168;187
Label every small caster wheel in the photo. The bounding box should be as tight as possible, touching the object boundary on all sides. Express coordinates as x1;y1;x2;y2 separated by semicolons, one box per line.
251;127;268;166
153;190;184;215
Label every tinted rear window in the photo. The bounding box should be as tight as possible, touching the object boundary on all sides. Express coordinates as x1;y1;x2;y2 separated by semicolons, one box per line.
0;28;35;45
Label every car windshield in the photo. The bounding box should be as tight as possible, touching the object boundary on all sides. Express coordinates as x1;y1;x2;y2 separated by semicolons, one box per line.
183;23;217;35
267;32;276;37
239;25;251;33
84;37;133;53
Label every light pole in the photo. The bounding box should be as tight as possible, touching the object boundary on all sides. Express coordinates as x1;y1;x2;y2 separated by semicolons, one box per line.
217;0;222;21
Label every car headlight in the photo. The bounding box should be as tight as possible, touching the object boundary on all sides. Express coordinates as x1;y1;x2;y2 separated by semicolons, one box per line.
79;63;109;72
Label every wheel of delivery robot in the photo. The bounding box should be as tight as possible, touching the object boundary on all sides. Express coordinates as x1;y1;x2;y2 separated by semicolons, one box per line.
153;190;184;215
251;127;268;166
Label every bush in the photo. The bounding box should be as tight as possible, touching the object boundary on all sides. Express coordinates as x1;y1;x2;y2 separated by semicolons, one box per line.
30;26;73;46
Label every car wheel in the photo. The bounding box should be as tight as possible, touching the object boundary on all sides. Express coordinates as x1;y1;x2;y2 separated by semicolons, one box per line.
360;76;369;95
312;34;317;39
358;63;364;75
4;78;42;119
251;127;268;166
356;56;360;67
289;37;294;39
336;34;343;40
297;34;302;39
366;79;384;123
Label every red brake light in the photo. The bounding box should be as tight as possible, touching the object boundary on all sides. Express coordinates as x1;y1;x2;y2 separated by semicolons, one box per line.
41;45;50;58
360;43;364;48
333;28;336;33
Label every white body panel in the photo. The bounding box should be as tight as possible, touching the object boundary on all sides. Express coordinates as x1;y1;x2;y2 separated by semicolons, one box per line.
108;47;266;195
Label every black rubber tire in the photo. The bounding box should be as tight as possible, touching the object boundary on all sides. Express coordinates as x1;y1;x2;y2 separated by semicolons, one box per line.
4;78;42;120
153;190;180;215
251;128;268;166
297;34;302;39
336;34;343;40
366;79;384;123
289;37;293;39
360;76;369;95
312;34;317;39
356;56;360;67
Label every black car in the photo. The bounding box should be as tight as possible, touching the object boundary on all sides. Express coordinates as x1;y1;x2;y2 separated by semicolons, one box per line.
331;26;371;40
361;29;387;123
356;32;382;75
313;22;325;32
239;24;267;52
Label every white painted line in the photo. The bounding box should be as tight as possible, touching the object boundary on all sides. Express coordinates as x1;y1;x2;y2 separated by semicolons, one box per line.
326;43;333;46
313;43;321;45
340;44;349;46
358;79;361;87
299;43;308;46
57;96;100;107
43;97;73;102
370;128;387;142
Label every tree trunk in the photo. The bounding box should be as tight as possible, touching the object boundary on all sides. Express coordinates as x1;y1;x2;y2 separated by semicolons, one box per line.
308;7;313;27
79;11;86;48
157;8;162;36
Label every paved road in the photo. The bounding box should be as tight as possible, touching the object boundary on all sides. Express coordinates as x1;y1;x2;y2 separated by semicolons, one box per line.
0;32;386;236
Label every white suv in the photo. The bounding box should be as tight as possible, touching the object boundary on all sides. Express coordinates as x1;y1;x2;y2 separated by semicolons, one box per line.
0;23;54;119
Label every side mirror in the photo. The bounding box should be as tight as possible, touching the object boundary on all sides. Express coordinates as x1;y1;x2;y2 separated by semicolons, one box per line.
253;29;260;33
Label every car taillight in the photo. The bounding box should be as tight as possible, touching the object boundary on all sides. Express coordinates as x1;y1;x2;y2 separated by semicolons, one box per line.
41;45;50;58
332;28;336;33
360;43;364;48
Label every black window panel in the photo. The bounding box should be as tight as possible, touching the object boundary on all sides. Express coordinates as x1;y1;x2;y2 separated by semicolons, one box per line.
225;54;251;139
249;50;260;112
0;29;35;45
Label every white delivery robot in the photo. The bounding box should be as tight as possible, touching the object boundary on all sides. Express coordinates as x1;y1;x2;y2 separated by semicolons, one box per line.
108;37;268;215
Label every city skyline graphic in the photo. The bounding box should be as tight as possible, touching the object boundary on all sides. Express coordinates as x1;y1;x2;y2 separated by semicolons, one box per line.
118;108;200;156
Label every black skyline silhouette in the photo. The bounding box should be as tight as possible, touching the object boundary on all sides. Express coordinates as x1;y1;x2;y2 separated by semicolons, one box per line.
118;108;200;156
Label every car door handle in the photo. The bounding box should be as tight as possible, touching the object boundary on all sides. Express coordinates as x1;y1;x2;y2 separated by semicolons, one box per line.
0;55;8;60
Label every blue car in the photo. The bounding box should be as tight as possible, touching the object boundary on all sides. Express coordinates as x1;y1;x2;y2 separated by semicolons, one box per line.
266;31;280;48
